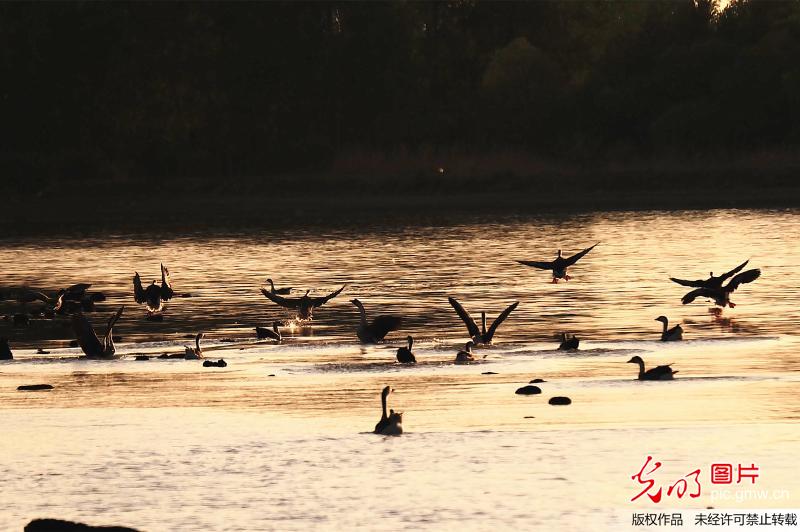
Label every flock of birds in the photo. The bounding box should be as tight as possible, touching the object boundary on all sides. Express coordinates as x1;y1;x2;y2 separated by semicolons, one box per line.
0;245;763;436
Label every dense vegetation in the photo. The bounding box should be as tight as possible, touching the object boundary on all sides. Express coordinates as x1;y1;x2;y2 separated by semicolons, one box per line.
1;0;799;196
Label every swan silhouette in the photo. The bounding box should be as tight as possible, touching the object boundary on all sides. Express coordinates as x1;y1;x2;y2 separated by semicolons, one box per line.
374;386;403;436
71;306;124;358
627;355;677;380
351;298;403;343
655;316;683;341
396;335;416;364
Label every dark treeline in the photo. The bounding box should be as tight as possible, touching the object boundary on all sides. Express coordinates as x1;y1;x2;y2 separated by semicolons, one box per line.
1;0;800;195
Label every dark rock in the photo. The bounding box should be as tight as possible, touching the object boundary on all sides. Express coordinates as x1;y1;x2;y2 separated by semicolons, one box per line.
18;384;53;391
529;378;546;383
482;371;498;375
158;353;184;359
134;355;150;361
25;518;140;532
515;385;541;395
268;374;276;377
549;396;572;405
203;359;227;368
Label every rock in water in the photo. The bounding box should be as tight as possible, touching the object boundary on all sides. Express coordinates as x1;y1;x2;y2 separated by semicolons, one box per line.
25;518;140;531
17;384;53;391
515;385;541;395
549;396;572;405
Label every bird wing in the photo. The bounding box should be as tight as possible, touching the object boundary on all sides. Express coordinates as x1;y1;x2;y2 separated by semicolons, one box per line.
563;243;598;267
259;288;302;309
371;315;404;341
66;283;91;295
485;301;519;342
726;268;761;292
71;313;103;356
681;288;715;305
310;284;347;308
160;263;175;301
133;273;146;304
515;259;554;270
669;277;709;288
103;306;124;345
718;259;750;283
447;297;480;338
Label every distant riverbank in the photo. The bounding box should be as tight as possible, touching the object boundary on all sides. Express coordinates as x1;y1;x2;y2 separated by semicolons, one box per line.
4;151;800;234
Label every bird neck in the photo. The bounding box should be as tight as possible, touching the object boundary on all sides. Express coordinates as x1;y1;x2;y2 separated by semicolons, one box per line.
195;334;202;352
408;337;413;350
661;320;668;333
636;359;645;377
268;280;276;292
381;391;388;420
354;301;367;325
481;312;486;335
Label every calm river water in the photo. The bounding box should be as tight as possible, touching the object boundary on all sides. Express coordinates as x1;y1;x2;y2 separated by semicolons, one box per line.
0;209;798;531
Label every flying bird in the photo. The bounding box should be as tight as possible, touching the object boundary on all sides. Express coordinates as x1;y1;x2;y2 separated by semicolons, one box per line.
259;284;346;321
680;268;761;308
516;243;598;283
351;298;403;343
448;297;518;345
670;259;750;289
133;263;175;315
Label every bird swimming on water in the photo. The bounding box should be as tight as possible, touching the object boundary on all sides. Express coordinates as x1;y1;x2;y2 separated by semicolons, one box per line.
558;332;579;350
256;321;282;342
396;335;416;364
351;298;403;344
265;278;292;295
133;263;175;316
516;243;599;283
679;268;761;308
455;341;480;363
184;332;204;359
655;316;683;341
259;284;346;321
627;355;677;380
71;306;124;358
0;337;12;360
374;386;403;436
448;297;518;345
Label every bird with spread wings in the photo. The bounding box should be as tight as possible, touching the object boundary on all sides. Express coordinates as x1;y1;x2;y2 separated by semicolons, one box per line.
259;284;347;321
516;243;598;283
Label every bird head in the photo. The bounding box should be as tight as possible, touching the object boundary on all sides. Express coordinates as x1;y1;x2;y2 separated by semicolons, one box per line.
465;341;474;351
627;355;643;365
654;316;668;324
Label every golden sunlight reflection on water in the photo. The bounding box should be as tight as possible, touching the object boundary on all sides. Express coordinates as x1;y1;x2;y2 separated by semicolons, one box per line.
0;209;799;530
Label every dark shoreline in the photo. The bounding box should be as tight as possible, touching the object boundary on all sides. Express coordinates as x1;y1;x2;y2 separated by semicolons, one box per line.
4;182;799;237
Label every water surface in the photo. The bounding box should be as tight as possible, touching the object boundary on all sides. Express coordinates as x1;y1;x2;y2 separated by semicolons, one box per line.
1;209;798;530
